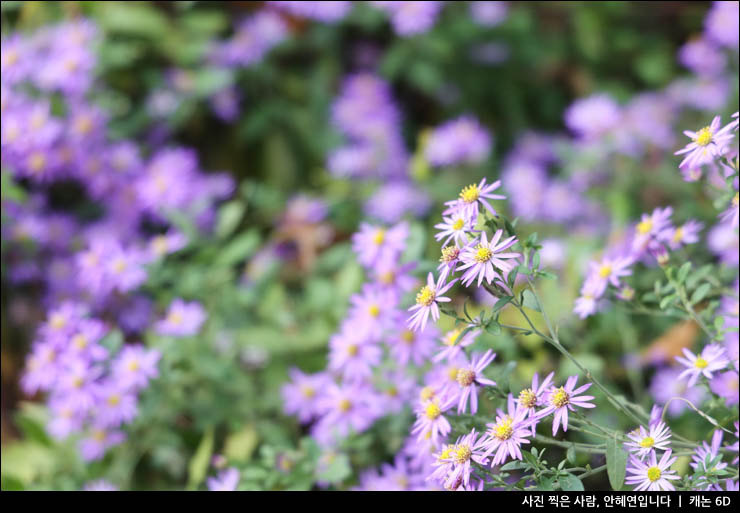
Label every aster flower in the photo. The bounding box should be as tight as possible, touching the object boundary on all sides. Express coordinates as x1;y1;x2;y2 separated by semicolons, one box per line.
540;376;596;436
691;430;728;474
155;298;207;337
439;429;489;490
625;421;672;460
517;371;554;435
412;395;456;445
625;450;680;491
676;344;730;387
433;327;480;363
483;395;534;466
281;369;331;423
437;244;465;284
425;116;492;167
313;383;377;443
388;323;439;367
661;219;703;250
457;230;519;288
111;345;160;390
351;222;408;270
443;178;506;219
455;350;497;414
328;328;382;382
349;284;398;340
710;371;739;406
79;426;126;462
207;468;240;491
93;381;138;428
631;206;674;255
83;480;118;491
675;115;736;170
586;255;633;296
434;211;477;248
650;367;708;417
573;277;603;319
719;191;739;229
407;273;457;332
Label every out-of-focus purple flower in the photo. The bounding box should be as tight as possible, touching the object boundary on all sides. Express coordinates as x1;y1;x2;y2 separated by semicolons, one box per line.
650;367;708;417
704;1;739;49
678;38;726;76
564;94;621;140
155;299;207;337
371;2;445;36
207;468;240;491
710;371;739;406
470;2;508;27
267;1;353;22
425;116;492;167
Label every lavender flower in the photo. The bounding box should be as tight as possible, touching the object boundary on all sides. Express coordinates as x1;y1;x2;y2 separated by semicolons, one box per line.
407;273;457;332
676;344;730;387
457;230;519;287
540;376;596;435
625;450;680;491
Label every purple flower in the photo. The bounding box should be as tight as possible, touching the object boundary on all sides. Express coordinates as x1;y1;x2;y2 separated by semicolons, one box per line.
79;426;126;462
351;222;408;270
156;299;207;337
407;273;457;332
439;429;489;491
282;369;332;423
709;371;739;406
207;468;240;491
540;376;596;435
675;115;736;170
586;255;633;297
517;371;554;435
660;219;703;250
433;327;480;363
328;328;382;382
704;1;739;49
112;345;160;390
425;116;492;167
83;480;118;491
412;395;455;445
457;229;519;287
389;323;439;367
625;421;672;460
455;350;497;414
649;367;708;417
372;1;445;37
625;450;679;491
691;430;727;473
313;383;378;444
443;178;506;219
435;211;477;248
678;38;726;76
676;344;730;387
482;394;534;466
564;94;621;139
470;1;508;27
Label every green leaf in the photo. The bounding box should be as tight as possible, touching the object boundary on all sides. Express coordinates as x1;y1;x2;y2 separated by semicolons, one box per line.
566;444;577;465
690;283;711;305
223;424;259;463
559;473;584;491
214;230;260;267
677;262;692;284
606;432;627;491
493;295;513;312
659;294;676;310
215;201;246;238
520;289;541;312
188;427;214;490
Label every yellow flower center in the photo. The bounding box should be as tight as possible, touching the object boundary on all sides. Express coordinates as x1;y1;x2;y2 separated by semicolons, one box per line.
694;357;708;369
519;388;537;408
127;359;140;372
438;445;454;461
72;334;88;350
453;444;472;464
732;192;739;208
474;244;493;263
647;466;661;482
152;235;169;255
637;219;653;235
440;246;460;263
415;286;435;306
551;387;570;408
460;184;480;203
447;366;460;381
492;416;514;441
401;330;415;344
598;264;612;279
373;229;385;245
379;271;395;284
301;386;315;398
456;369;476;387
107;394;120;406
443;329;462;347
639;436;655;448
346;344;358;356
28;152;46;173
111;258;127;274
93;430;107;442
694;126;713;146
672;227;684;243
452;218;466;231
167;311;183;325
420;386;435;401
50;313;67;330
74;116;93;135
338;398;352;412
425;402;441;419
